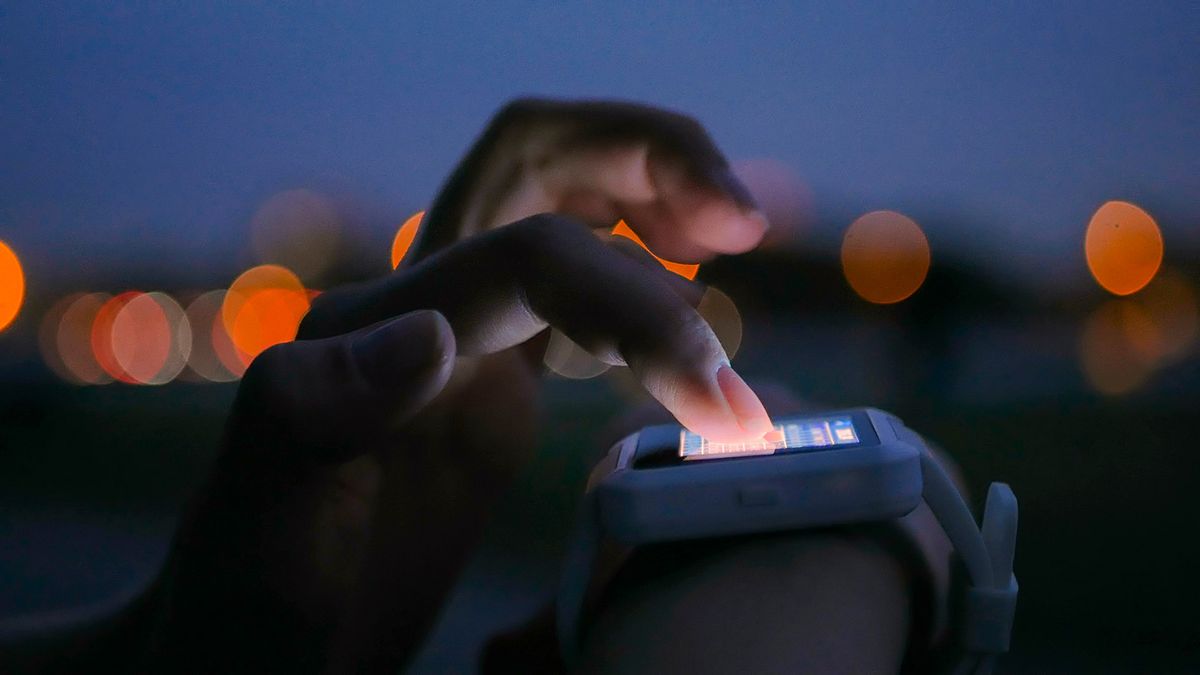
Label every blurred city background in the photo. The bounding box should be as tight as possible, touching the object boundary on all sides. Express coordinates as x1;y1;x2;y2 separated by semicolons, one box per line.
1;3;1197;672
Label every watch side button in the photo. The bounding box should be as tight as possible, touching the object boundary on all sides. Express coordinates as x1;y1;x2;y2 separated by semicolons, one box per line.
738;486;781;507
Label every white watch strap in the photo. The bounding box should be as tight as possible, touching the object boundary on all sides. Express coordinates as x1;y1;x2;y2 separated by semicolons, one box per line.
557;431;1019;673
920;450;1019;675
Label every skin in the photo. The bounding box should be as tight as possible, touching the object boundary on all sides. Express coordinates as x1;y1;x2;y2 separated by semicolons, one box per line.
4;99;952;674
1;99;776;674
483;387;951;674
577;533;912;675
574;394;915;675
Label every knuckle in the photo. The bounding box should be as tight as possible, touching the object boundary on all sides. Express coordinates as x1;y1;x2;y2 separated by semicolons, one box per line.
623;303;716;371
240;341;293;388
667;110;706;137
652;112;720;161
295;291;337;340
306;290;335;319
494;97;551;127
667;309;723;363
645;106;703;137
234;342;308;427
300;296;333;338
503;212;589;255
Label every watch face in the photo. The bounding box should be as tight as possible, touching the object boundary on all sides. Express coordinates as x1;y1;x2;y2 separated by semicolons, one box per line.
680;415;861;461
632;410;880;469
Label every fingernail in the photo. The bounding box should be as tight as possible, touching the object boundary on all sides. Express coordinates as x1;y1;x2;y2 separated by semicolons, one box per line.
745;208;769;232
715;365;774;437
352;310;453;388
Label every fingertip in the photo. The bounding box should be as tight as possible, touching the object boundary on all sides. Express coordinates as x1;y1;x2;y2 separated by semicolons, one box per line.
422;309;457;363
745;209;770;239
735;209;771;253
659;364;772;444
715;365;774;437
351;309;456;390
683;199;769;256
698;165;770;253
636;156;768;260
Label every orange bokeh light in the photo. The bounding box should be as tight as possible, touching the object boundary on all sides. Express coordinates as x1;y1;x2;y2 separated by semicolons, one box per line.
102;291;192;386
91;291;141;383
185;290;242;381
1080;300;1160;395
1085;268;1200;388
611;220;699;280
57;293;113;385
110;292;171;384
222;265;310;365
40;293;109;385
841;210;931;305
0;239;25;332
392;211;425;269
1134;269;1199;364
212;307;247;377
1085;201;1163;296
40;294;80;383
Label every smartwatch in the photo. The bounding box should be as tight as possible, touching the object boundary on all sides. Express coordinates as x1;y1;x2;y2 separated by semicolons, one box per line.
557;408;1018;675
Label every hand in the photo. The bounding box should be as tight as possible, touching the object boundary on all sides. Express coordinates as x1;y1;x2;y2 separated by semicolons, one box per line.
148;99;772;674
415;98;767;262
482;382;811;673
483;385;959;674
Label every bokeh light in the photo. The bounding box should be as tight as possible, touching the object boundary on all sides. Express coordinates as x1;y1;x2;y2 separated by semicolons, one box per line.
392;211;425;269
39;294;79;383
697;286;743;359
841;210;931;304
39;294;101;384
222;264;310;365
153;292;194;384
1133;269;1199;364
0;239;25;332
214;312;248;377
109;293;169;384
185;290;242;381
731;159;813;250
1080;300;1160;395
543;329;610;380
1085;200;1163;296
611;220;700;280
91;291;141;383
108;292;192;385
251;189;342;281
51;293;113;385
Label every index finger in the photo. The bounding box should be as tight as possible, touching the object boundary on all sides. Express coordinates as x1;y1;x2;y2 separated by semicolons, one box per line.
300;214;772;443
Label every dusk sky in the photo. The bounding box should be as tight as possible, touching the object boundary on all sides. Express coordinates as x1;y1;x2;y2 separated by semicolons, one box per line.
3;2;1197;291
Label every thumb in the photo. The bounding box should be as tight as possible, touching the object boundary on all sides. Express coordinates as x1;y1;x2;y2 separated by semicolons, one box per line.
230;309;456;464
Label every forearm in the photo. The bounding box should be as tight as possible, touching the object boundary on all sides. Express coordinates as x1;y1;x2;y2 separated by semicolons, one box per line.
578;530;915;674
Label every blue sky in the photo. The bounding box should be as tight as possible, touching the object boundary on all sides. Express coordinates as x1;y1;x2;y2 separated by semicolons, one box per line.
3;2;1197;290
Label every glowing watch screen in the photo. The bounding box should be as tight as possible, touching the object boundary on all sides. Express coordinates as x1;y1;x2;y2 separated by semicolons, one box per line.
679;416;861;461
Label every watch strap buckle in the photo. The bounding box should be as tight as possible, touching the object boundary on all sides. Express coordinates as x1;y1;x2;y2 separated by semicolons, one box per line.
962;482;1019;655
